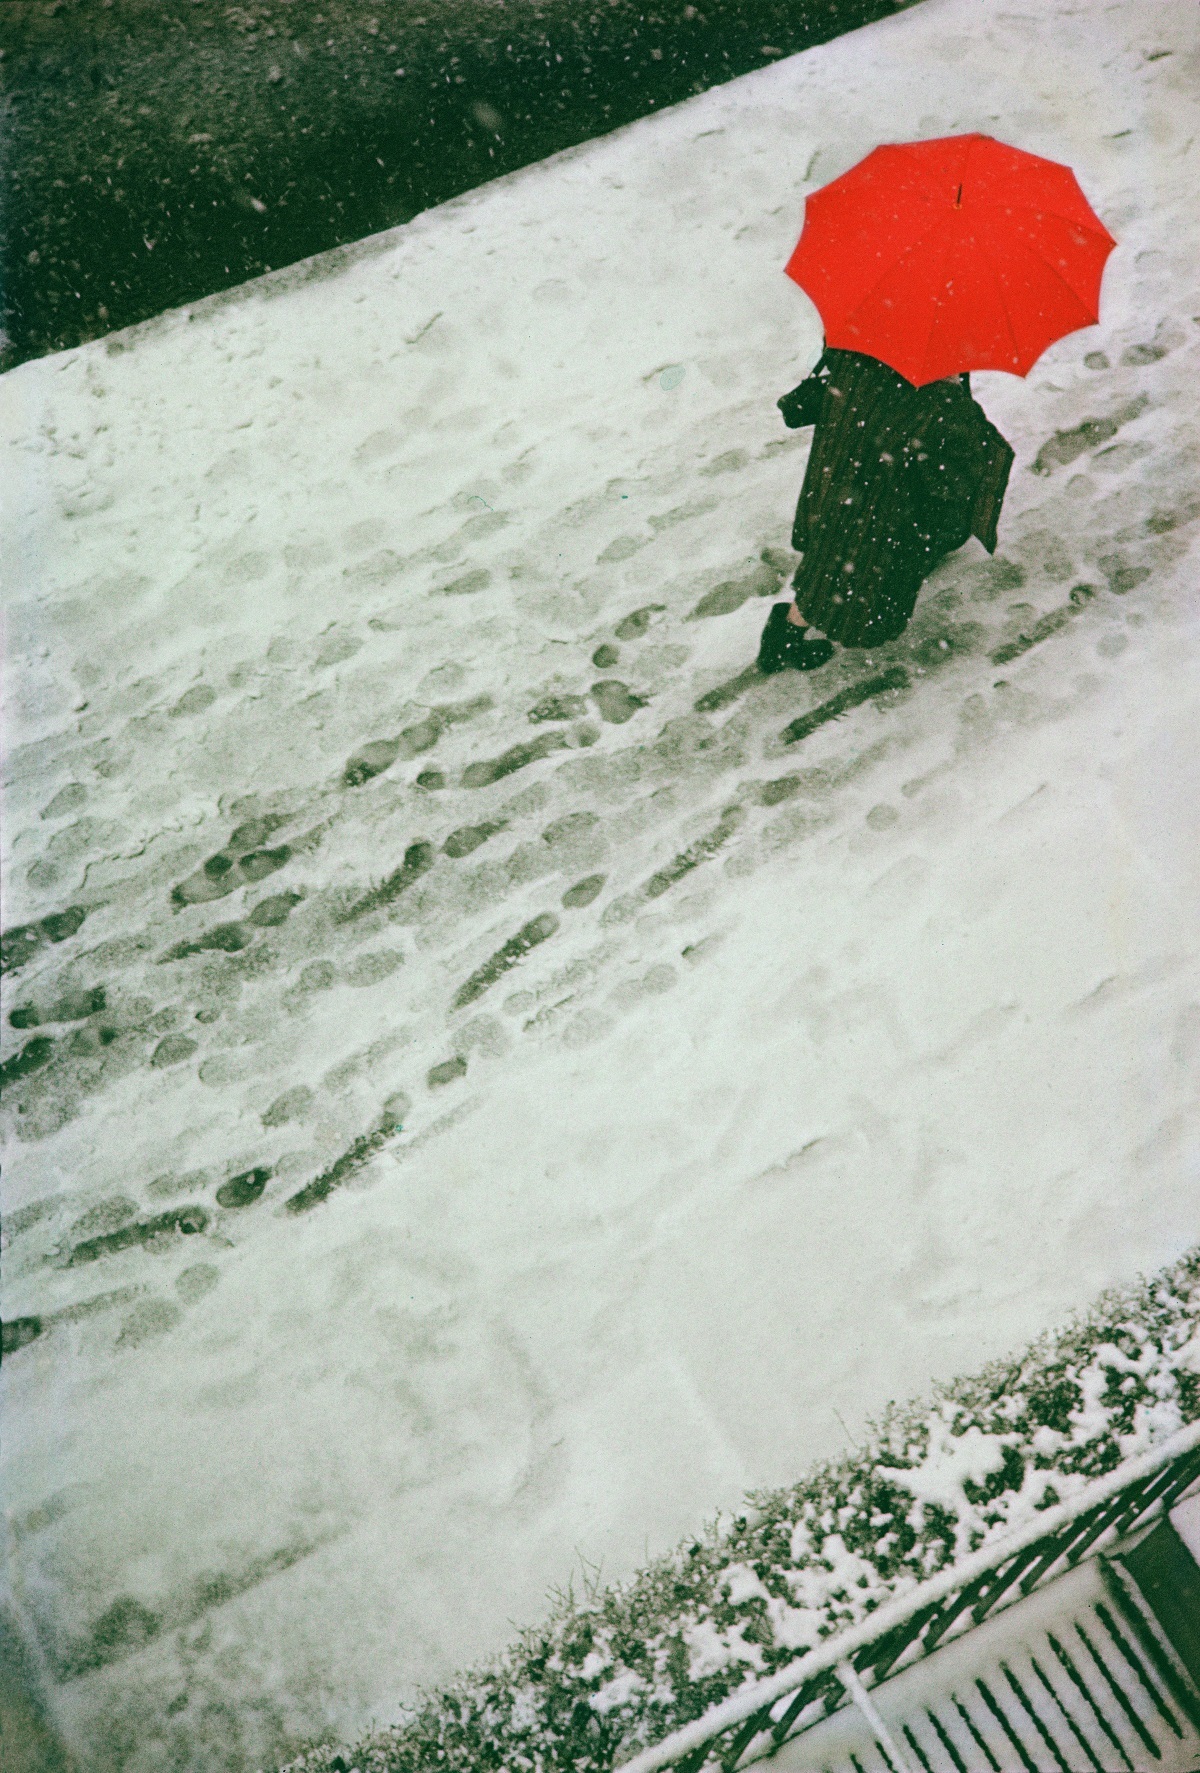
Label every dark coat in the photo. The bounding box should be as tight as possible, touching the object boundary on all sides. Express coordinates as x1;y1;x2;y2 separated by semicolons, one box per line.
779;348;1014;647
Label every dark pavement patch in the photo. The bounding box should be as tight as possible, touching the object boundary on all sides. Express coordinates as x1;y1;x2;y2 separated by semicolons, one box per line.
3;0;923;371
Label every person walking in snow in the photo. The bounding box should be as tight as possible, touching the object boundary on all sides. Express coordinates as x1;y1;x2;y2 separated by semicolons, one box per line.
759;133;1116;673
758;345;1014;673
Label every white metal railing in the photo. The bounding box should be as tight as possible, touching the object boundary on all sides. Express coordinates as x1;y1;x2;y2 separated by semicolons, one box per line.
617;1417;1200;1773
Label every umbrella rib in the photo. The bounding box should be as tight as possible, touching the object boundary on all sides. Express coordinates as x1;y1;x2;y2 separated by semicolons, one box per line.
985;196;1114;241
974;235;1025;366
836;210;950;359
1001;232;1105;320
911;220;954;383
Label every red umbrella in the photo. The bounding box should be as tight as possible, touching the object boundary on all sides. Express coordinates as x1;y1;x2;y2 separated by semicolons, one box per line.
785;133;1116;387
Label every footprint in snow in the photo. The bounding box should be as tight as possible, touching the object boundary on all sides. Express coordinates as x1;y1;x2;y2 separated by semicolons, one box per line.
590;681;645;723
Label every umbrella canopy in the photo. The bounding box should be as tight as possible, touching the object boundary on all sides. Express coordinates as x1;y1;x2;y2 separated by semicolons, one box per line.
785;133;1116;387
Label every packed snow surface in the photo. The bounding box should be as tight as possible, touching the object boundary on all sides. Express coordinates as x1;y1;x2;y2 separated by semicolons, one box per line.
2;0;1198;1767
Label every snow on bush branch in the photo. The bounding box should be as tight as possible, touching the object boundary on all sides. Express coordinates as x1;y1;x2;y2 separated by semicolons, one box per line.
272;1246;1200;1773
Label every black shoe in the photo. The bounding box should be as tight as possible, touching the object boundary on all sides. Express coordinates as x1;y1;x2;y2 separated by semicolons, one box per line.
757;602;835;674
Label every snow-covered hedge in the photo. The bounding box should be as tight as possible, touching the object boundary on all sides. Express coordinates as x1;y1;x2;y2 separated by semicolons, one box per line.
273;1247;1200;1773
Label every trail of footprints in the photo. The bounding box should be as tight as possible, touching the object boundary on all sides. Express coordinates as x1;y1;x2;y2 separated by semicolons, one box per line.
2;350;1193;1356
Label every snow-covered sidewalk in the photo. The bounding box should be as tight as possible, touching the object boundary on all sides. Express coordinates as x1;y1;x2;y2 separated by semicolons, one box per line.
2;1;1198;1768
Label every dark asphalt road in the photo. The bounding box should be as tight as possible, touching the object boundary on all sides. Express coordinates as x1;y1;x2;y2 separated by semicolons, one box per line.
1;0;921;372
